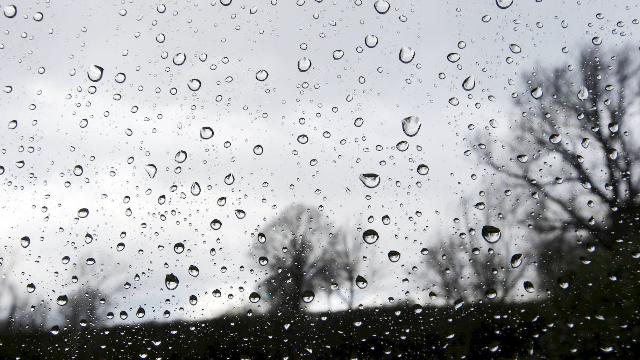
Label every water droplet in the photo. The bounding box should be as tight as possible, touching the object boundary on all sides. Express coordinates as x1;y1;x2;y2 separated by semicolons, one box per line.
188;265;199;277
249;292;261;303
355;275;368;289
210;219;222;230
73;165;83;176
173;242;185;254
399;47;416;63
224;173;235;185
481;225;501;243
359;173;380;188
256;69;269;81
417;164;429;175
191;182;201;196
56;295;68;306
332;50;344;60
258;233;266;243
258;256;268;266
188;78;201;91
549;133;561;144
165;273;179;290
173;52;186;65
220;0;232;6
136;307;145;318
388;250;401;262
396;141;409;151
509;43;521;53
3;5;17;18
297;134;309;144
20;236;30;248
145;164;158;178
447;53;460;63
495;0;513;9
510;253;523;268
462;76;475;91
365;34;379;48
362;229;379;244
253;145;263;155
114;72;126;83
235;209;246;219
592;36;602;46
8;120;17;129
302;290;315;303
373;0;390;14
531;86;543;99
401;116;421;137
77;208;89;218
485;289;497;299
297;57;312;72
87;65;104;82
200;127;214;139
577;86;589;100
523;281;535;293
174;150;188;163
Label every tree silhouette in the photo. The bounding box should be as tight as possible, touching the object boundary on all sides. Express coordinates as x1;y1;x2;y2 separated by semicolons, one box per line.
478;45;640;355
425;199;528;304
251;204;359;315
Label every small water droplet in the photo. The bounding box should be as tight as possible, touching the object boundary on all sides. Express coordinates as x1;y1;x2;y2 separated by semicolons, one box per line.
188;78;201;91
388;250;401;262
531;86;543;99
297;57;312;72
495;0;513;9
462;76;475;91
302;290;315;303
373;0;390;14
417;164;429;175
256;69;269;81
249;292;261;303
200;127;214;139
173;52;186;65
355;275;368;289
399;47;416;63
359;173;380;188
145;164;158;178
510;253;523;268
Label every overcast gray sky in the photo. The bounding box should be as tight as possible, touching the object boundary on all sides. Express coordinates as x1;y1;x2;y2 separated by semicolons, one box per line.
1;0;638;325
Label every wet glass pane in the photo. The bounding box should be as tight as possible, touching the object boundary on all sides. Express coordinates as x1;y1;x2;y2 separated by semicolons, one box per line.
1;0;639;358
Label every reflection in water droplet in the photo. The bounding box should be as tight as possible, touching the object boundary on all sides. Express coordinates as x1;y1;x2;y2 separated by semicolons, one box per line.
165;273;179;290
302;290;315;303
249;292;261;303
481;225;501;243
355;275;368;289
87;65;104;82
577;86;589;100
523;281;535;293
173;52;186;65
401;116;421;137
510;253;523;268
388;250;401;262
297;57;312;72
188;78;202;91
56;295;68;306
417;164;429;175
373;0;390;14
20;236;30;248
359;173;380;188
191;182;201;196
362;229;379;244
399;47;416;63
531;86;543;99
77;208;89;218
462;76;475;91
224;173;235;185
256;69;269;81
188;265;199;277
210;219;222;230
495;0;513;9
145;164;158;178
200;127;214;139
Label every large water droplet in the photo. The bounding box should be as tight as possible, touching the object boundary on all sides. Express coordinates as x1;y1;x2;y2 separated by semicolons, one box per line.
362;229;379;244
256;69;269;81
531;86;543;99
577;86;589;100
417;164;429;175
373;0;390;14
165;273;179;290
3;5;17;18
20;236;30;248
510;253;523;268
355;275;368;289
174;150;188;163
297;57;312;72
145;164;158;178
495;0;513;9
359;173;380;188
481;225;501;243
188;78;201;91
56;295;68;306
388;250;401;262
87;65;104;82
523;280;535;293
191;182;201;196
399;47;416;63
462;76;475;91
302;290;315;303
249;292;261;303
173;52;186;65
77;208;89;218
401;116;421;137
200;127;214;139
365;34;379;48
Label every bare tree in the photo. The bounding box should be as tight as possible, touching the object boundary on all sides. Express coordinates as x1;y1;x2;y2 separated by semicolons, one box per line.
251;204;359;315
425;199;528;304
